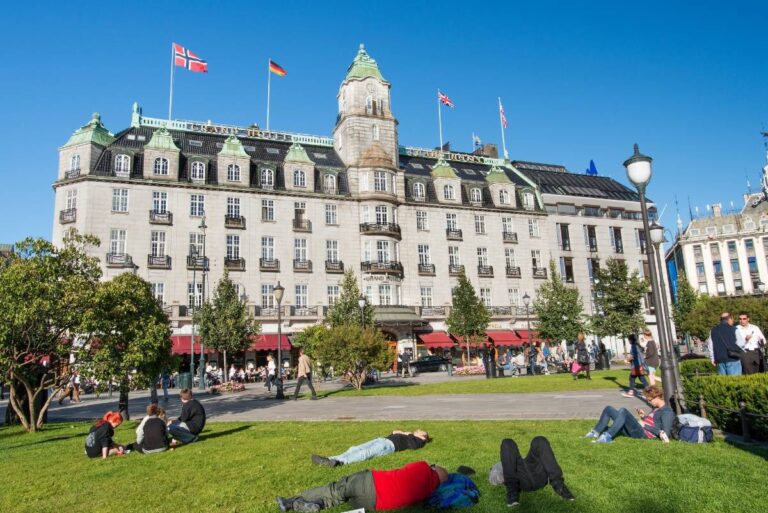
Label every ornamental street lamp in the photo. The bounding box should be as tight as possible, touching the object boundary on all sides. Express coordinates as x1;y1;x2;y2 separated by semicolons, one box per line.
190;246;198;388
273;281;285;400
523;292;532;347
358;295;367;329
624;144;680;411
198;215;207;391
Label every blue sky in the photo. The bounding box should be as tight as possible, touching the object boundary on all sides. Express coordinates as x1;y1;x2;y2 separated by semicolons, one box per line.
1;0;766;242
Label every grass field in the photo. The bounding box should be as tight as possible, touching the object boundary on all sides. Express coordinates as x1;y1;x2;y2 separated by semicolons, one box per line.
1;419;765;513
321;369;630;397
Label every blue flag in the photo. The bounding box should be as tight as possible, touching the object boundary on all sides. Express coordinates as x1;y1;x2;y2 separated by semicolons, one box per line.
586;159;598;176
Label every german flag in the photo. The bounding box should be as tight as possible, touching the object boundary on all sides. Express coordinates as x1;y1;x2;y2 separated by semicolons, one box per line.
269;60;287;76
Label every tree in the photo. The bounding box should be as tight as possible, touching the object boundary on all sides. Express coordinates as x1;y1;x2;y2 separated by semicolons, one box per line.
82;273;172;419
590;258;648;356
324;270;374;328
195;270;260;382
682;295;768;340
533;261;586;343
446;269;490;365
310;324;390;389
0;233;102;432
672;274;699;337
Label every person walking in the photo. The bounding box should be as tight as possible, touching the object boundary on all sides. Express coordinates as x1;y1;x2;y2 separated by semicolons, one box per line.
707;312;743;375
621;334;648;397
293;348;318;401
735;312;765;375
642;329;661;386
311;429;430;467
266;353;277;392
161;370;171;402
572;333;591;380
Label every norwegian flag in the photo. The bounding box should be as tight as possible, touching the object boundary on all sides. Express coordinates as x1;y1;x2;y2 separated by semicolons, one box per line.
438;90;455;108
174;43;208;73
499;99;508;129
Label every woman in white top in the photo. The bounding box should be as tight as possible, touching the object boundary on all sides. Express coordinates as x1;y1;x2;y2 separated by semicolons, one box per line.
266;354;277;392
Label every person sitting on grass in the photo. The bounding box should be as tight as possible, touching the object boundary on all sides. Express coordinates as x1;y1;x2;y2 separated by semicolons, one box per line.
168;388;205;444
311;429;430;467
277;460;448;512
132;404;170;454
488;436;575;508
84;411;127;459
584;385;674;444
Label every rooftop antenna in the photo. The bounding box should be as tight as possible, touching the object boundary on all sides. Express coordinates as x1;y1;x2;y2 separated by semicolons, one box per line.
675;195;683;235
687;195;694;220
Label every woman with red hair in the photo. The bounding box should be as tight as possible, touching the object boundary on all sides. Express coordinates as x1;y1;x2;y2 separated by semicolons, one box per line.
84;411;126;459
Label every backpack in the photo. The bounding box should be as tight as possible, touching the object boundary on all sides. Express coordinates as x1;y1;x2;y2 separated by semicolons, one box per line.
426;473;480;509
671;414;714;443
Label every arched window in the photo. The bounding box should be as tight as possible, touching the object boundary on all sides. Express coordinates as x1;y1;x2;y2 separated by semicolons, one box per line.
153;157;169;176
227;164;241;182
372;124;379;141
376;98;384;115
323;174;336;194
261;168;274;189
443;184;455;200
114;154;130;175
190;161;206;181
70;154;80;172
413;182;425;200
499;189;510;204
293;169;306;188
365;95;373;114
470;188;482;203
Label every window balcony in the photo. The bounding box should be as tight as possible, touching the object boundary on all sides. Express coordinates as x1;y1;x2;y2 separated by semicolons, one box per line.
359;222;402;240
477;265;494;277
412;195;426;202
293;259;313;272
106;253;134;268
502;231;518;243
59;208;77;224
293;219;312;232
149;210;173;225
260;258;280;272
65;169;81;179
506;266;521;278
147;254;171;269
446;228;463;241
533;267;548;279
325;260;344;273
448;264;465;276
291;306;319;317
224;257;245;271
186;255;209;271
361;261;404;277
489;306;512;317
253;306;279;317
114;169;131;179
420;306;446;317
418;263;436;276
225;215;246;229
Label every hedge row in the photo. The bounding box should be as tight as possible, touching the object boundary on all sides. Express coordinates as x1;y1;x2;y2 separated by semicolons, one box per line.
682;373;768;440
679;358;716;377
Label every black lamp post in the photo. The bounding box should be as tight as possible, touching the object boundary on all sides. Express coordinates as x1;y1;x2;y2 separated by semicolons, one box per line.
523;292;532;344
273;281;285;400
198;215;207;390
358;295;367;329
190;246;197;387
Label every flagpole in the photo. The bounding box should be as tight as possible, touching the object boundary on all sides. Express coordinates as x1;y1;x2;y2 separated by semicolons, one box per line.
437;90;443;152
168;44;175;122
498;97;508;160
266;58;272;131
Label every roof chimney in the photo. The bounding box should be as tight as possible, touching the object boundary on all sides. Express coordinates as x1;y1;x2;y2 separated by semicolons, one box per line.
712;203;722;217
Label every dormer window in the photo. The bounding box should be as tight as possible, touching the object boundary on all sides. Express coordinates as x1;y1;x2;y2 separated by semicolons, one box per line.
153;157;169;176
190;161;206;181
261;168;274;189
365;96;373;114
70;154;80;172
323;174;336;194
470;188;482;204
114;154;130;176
523;192;535;209
444;184;455;200
293;169;306;188
413;182;425;200
499;189;510;205
227;164;241;182
372;124;380;141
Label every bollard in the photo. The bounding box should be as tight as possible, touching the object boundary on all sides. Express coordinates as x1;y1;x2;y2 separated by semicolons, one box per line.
739;401;752;443
699;395;707;419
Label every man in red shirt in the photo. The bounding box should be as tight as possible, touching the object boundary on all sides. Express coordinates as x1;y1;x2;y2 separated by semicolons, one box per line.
277;461;448;512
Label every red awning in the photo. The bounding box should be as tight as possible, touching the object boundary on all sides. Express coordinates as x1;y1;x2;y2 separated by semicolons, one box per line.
416;331;455;348
514;330;543;344
171;335;216;355
250;334;292;351
451;334;489;347
487;330;524;347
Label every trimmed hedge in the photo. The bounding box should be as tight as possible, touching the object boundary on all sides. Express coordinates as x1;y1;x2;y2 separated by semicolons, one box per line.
682;373;768;440
679;358;716;377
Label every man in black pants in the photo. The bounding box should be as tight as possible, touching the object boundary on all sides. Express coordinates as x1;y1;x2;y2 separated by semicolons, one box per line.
489;437;575;507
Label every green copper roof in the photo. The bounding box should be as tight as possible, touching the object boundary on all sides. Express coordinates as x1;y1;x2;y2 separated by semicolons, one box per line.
62;113;114;148
217;135;249;158
346;44;385;81
430;156;459;179
144;128;180;152
284;142;313;164
485;165;512;184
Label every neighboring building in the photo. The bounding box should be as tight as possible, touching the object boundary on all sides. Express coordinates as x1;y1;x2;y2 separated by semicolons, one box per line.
52;44;656;362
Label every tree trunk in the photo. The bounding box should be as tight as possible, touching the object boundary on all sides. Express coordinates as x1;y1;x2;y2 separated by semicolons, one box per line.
5;372;49;432
223;350;228;382
118;378;130;421
150;379;158;405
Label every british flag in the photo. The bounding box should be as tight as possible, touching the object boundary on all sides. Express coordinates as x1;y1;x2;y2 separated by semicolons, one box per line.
438;90;455;108
174;43;208;73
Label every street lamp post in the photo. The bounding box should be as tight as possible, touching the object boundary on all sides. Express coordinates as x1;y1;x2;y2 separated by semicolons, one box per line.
624;144;680;410
273;281;285;400
358;295;367;329
523;293;532;374
198;215;207;391
190;247;197;389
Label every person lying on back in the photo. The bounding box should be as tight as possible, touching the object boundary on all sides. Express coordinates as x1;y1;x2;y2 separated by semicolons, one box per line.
311;429;430;467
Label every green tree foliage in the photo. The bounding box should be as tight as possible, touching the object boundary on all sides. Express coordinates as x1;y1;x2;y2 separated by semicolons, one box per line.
291;325;328;357
0;233;102;432
194;270;260;381
446;270;490;364
590;258;648;353
681;295;768;339
310;324;390;389
324;270;374;328
533;261;586;343
672;274;699;336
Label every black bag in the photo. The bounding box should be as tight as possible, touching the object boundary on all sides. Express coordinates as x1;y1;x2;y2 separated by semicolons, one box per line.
727;349;743;360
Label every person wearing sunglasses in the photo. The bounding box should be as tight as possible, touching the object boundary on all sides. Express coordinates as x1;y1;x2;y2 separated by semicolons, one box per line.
735;312;765;374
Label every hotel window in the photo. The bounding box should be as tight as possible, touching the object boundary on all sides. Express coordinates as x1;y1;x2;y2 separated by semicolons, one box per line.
531;250;542;269
150;283;165;305
262;199;274;221
374;171;387;192
588;258;600;282
323;174;336;194
326;240;339;263
70;154;80;171
584;225;598;251
372;124;380;141
610;227;624;253
293;169;306;188
295;285;308;308
695;262;705;279
325;204;337;225
559;257;575;282
153;157;169;176
376;240;390;263
379;284;392;305
261;237;274;260
693;244;703;260
416;210;428;231
152;191;167;213
413;182;425;200
227;164;241;182
114;154;130;174
477;247;489;267
261;168;274;189
226;197;240;218
731;258;740;273
188;282;203;309
508;288;520;306
261;284;275;308
523;192;535;209
375;205;389;224
420;287;433;307
448;246;460;266
502;217;513;233
470;188;482;203
150;231;166;257
111;188;129;212
418;244;431;265
190;161;206;181
727;241;738;257
226;235;240;259
294;238;307;261
499;189;510;205
474;215;486;234
505;248;517;268
365;95;373;114
109;229;126;255
446;213;458;230
479;288;492;307
528;219;540;238
65;189;77;210
189;233;204;256
443;184;455;200
190;194;205;217
327;285;340;305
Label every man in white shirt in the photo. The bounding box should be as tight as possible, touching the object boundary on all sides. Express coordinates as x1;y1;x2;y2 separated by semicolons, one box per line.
735;312;765;375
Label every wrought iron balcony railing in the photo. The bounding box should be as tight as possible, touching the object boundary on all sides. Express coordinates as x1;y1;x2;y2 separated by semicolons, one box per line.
147;254;171;269
418;263;436;275
259;258;280;272
59;208;76;224
293;259;313;272
502;231;518;243
106;253;134;268
224;257;245;271
477;265;494;277
325;260;344;273
359;222;402;239
446;228;463;241
225;215;246;229
506;266;521;278
149;210;173;225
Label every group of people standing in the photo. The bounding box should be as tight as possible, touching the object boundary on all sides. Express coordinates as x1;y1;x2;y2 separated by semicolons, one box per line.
708;311;765;375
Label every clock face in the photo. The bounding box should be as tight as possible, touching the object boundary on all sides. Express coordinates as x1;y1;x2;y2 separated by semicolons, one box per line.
366;83;375;93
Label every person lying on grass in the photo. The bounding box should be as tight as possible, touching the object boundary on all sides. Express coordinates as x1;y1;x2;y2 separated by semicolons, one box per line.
84;411;127;459
311;429;430;467
276;460;448;512
584;385;674;444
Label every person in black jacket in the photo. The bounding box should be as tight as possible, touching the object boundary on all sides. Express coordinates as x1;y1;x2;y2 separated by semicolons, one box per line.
311;430;430;467
168;388;206;444
584;385;674;444
84;411;126;459
708;312;743;375
133;404;170;454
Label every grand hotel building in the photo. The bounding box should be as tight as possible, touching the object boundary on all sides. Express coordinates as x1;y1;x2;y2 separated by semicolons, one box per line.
52;45;658;359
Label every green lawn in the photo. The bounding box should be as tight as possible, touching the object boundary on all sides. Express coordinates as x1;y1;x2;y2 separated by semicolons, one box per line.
1;420;765;513
322;369;630;397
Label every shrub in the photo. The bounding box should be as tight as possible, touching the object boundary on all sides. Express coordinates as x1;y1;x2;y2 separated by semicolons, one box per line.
453;365;485;376
679;358;716;377
682;374;768;440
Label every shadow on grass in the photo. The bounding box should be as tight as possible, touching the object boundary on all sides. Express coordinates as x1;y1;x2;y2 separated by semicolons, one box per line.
319;380;419;398
200;424;252;441
723;435;768;461
2;432;85;450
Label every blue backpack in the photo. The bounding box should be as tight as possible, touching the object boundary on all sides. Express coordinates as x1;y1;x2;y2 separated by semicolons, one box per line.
672;414;714;443
426;473;480;508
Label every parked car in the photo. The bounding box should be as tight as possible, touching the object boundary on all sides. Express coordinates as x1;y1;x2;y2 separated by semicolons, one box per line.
409;355;451;373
